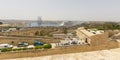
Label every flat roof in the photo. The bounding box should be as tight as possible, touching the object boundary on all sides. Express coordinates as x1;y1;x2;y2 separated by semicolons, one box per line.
80;30;95;37
77;27;104;38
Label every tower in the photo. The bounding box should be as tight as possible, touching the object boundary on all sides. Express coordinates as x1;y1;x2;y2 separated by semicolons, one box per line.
37;16;42;26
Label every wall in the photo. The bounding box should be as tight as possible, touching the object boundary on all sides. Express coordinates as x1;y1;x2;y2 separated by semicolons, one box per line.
90;32;109;46
0;42;119;59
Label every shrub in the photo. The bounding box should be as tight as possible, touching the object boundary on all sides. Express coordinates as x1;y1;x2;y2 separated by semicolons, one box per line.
48;34;53;37
35;46;43;49
28;47;34;50
16;48;22;51
22;48;28;50
12;48;22;51
35;31;39;36
12;48;31;51
12;48;18;51
43;44;52;49
1;48;12;52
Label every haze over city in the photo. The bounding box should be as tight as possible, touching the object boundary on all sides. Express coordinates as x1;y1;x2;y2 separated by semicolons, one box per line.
0;0;119;21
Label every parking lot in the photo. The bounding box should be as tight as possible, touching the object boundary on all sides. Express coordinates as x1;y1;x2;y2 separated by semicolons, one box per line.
0;43;57;52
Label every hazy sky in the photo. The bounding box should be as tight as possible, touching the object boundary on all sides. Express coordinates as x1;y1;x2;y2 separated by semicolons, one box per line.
0;0;120;21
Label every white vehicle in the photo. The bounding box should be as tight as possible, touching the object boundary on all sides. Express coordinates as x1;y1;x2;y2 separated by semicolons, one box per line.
0;44;13;49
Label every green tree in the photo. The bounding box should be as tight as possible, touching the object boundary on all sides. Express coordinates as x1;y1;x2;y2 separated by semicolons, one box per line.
48;34;53;37
63;27;68;34
35;31;39;36
40;30;45;36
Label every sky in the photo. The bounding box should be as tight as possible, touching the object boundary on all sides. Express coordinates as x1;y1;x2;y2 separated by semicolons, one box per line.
0;0;120;21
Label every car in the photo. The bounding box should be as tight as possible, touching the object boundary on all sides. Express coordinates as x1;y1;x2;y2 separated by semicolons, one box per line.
34;40;44;46
0;44;13;49
17;42;29;47
71;41;77;45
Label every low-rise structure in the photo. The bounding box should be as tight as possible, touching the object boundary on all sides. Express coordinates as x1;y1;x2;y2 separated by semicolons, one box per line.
76;27;108;46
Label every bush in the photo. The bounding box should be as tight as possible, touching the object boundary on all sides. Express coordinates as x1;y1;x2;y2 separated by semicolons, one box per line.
12;48;23;51
16;48;22;51
43;44;52;49
22;48;28;50
35;46;43;49
1;48;12;52
35;31;39;36
12;48;32;51
48;34;53;37
12;48;18;51
28;47;34;50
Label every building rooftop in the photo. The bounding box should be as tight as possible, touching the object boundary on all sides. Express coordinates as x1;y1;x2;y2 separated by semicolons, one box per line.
80;30;95;37
77;27;104;37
